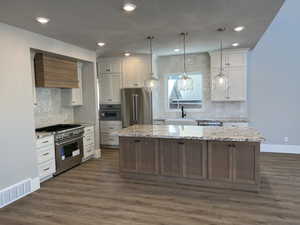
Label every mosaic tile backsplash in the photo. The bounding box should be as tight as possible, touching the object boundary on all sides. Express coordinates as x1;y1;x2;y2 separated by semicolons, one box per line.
34;88;74;128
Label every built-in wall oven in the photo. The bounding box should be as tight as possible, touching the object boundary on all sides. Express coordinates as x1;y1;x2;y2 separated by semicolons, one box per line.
100;104;121;121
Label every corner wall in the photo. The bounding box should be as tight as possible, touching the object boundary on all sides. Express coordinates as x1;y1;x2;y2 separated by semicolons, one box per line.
248;0;300;145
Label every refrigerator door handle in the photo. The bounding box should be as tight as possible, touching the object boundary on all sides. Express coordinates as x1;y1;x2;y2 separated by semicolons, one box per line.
135;94;138;122
132;94;136;122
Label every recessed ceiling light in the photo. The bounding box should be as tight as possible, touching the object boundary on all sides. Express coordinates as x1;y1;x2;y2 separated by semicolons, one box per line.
97;42;106;47
174;49;180;52
232;42;240;47
124;52;131;57
36;17;50;24
123;3;136;12
234;26;245;32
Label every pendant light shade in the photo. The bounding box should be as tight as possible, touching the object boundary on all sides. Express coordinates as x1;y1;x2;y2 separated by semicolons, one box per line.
177;32;193;91
145;36;158;88
214;38;228;88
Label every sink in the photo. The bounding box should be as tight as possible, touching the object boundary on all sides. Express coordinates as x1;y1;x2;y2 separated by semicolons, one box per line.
165;118;197;125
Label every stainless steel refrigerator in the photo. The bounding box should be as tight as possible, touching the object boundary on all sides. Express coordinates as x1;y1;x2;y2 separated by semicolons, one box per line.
121;88;153;128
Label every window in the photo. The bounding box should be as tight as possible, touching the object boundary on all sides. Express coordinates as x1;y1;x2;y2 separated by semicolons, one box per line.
167;73;202;109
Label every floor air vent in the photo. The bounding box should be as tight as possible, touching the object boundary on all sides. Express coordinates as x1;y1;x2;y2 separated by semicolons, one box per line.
0;179;32;208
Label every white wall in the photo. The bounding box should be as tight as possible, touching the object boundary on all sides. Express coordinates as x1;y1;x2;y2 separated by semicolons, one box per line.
248;0;299;145
0;22;96;190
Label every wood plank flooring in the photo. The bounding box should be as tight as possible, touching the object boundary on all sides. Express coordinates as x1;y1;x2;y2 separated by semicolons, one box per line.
1;150;300;225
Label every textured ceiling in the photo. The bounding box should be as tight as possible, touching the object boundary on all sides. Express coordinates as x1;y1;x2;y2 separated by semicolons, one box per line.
0;0;284;56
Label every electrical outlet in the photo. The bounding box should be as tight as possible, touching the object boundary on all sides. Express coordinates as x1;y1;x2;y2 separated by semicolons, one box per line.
284;137;289;143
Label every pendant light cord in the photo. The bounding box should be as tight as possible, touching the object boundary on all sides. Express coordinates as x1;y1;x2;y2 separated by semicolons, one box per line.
220;40;223;72
182;32;187;75
147;36;154;76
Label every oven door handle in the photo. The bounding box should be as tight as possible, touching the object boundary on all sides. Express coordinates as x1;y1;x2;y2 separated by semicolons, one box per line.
56;137;83;146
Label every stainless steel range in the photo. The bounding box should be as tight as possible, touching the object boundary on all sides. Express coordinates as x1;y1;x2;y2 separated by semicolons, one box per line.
36;124;84;175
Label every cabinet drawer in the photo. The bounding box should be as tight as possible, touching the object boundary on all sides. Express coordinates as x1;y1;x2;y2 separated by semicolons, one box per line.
100;121;122;127
84;126;94;134
37;147;54;164
38;160;55;179
101;126;121;133
101;134;119;146
36;136;54;149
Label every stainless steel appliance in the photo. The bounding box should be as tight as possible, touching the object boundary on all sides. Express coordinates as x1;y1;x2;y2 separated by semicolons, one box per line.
121;88;152;128
100;104;121;121
36;124;84;175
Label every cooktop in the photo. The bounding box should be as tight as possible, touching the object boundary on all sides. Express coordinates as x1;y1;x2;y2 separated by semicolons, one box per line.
36;124;82;132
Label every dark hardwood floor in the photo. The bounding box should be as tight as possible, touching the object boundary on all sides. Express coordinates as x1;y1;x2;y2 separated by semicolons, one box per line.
1;149;300;225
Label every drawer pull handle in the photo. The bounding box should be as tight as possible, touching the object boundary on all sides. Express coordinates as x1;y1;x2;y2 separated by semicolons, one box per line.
42;141;49;144
43;153;50;156
134;140;141;143
178;142;184;145
43;167;50;171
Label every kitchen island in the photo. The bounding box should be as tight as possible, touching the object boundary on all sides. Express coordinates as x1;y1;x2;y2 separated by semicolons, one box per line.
117;125;264;192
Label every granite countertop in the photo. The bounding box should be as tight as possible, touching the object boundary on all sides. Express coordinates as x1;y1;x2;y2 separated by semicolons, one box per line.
116;125;264;142
154;118;249;123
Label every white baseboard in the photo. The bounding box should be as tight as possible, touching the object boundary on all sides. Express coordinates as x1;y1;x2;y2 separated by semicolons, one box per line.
31;177;41;192
261;144;300;154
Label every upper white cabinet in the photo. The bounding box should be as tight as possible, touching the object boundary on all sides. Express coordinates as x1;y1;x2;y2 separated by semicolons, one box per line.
99;73;121;104
122;56;150;88
210;49;248;102
62;62;84;106
98;58;122;74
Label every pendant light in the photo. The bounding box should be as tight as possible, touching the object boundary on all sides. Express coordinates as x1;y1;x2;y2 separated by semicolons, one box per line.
145;36;158;88
215;28;228;87
177;32;193;91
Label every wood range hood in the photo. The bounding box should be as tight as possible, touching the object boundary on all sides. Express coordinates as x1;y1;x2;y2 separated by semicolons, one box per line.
34;53;79;88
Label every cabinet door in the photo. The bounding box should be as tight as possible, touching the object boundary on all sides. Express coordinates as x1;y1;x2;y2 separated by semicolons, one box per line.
119;138;138;172
226;52;246;67
208;142;233;182
111;75;121;103
137;139;159;174
228;67;246;101
183;140;207;179
210;52;227;69
232;142;259;184
99;59;122;74
100;75;113;103
160;140;183;177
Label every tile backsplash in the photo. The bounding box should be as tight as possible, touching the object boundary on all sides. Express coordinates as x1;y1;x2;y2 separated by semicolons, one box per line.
34;88;74;128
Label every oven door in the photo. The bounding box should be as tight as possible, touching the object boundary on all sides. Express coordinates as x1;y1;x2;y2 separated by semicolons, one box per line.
100;111;121;121
54;137;83;175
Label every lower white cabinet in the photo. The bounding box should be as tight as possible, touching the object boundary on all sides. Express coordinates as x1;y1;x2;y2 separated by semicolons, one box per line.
36;135;56;182
100;121;122;147
83;126;95;161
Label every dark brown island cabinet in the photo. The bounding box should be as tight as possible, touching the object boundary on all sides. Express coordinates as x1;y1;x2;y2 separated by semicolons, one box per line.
119;137;260;192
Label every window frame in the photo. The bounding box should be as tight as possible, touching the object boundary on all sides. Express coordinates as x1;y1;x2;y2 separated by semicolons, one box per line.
164;72;204;113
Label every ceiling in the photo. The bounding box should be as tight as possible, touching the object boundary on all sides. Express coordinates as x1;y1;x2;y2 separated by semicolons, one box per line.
0;0;284;56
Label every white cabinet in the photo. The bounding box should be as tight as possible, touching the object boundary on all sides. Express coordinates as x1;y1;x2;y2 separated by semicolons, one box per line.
36;135;56;182
123;56;150;88
98;58;122;74
83;126;95;161
100;121;122;147
99;74;121;104
62;62;84;106
210;49;248;102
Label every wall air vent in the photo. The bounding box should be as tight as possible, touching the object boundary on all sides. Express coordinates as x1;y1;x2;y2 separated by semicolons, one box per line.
0;179;32;208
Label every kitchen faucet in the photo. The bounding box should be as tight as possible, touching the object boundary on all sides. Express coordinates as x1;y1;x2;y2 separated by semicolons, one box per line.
181;105;187;118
